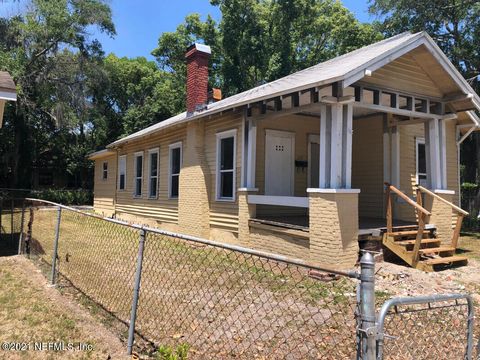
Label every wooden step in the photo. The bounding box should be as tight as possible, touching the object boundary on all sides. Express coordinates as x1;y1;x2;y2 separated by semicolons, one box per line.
419;246;455;255
389;230;431;237
395;238;440;246
421;256;468;265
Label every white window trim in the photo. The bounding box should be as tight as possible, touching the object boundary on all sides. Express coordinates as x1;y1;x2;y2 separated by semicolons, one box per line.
147;148;159;199
216;129;237;202
133;151;144;198
102;161;108;181
416;137;427;185
168;142;182;199
118;155;127;191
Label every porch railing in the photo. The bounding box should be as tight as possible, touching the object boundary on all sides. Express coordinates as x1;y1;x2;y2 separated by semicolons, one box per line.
416;185;469;249
385;183;432;266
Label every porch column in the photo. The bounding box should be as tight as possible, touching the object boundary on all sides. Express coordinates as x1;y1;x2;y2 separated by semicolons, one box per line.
425;118;446;190
424;118;453;242
238;109;258;245
308;95;359;269
318;100;353;188
246;118;257;189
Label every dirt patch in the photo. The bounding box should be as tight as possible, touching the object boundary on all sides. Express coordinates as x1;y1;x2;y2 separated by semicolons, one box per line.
0;255;127;359
374;236;480;304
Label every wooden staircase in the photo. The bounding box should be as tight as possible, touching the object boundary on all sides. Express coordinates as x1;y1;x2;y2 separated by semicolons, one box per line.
382;184;469;272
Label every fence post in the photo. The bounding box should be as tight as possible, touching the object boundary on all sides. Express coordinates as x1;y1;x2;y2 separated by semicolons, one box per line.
50;207;62;285
127;228;146;355
17;200;25;254
359;252;376;360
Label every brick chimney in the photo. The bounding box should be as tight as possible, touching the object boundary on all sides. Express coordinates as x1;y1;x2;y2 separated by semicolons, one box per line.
185;43;211;115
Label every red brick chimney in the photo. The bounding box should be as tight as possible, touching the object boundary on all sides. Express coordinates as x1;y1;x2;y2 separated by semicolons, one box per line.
185;43;211;115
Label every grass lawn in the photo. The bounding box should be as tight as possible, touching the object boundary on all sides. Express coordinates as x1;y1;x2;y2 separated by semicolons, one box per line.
457;233;480;261
0;256;126;359
13;207;359;359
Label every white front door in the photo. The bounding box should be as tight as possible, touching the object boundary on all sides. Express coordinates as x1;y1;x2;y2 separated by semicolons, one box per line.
265;130;295;195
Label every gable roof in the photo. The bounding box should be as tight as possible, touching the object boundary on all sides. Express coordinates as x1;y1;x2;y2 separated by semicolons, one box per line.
0;71;16;100
108;31;480;148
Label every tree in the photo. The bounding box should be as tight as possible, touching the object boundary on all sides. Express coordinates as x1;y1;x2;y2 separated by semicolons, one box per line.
154;0;381;97
0;0;115;188
97;54;181;138
369;0;480;210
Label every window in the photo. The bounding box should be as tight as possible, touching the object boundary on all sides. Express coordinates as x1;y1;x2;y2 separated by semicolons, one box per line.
216;130;237;200
102;161;108;180
169;142;182;198
118;155;126;190
148;148;159;198
134;152;143;197
416;138;427;186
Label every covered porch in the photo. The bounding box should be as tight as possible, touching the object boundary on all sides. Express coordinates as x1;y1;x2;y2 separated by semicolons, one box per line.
236;80;476;268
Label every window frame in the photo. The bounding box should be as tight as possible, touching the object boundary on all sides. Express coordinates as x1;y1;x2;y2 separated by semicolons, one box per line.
415;137;427;185
133;151;144;198
216;129;237;202
102;161;108;181
118;155;127;191
168;142;182;199
147;148;160;199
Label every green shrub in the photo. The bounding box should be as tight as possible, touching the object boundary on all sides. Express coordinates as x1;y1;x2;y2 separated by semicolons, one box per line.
31;189;93;206
156;343;189;360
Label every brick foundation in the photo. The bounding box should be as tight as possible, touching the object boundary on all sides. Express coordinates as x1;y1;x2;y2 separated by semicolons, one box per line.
424;191;454;246
308;190;360;269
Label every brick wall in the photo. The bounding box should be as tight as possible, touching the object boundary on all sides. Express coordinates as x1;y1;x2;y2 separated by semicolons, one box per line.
308;191;359;268
178;120;212;238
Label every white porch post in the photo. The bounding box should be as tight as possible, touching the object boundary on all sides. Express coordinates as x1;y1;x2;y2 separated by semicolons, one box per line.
439;119;447;189
391;125;400;187
330;103;344;188
246;118;257;189
318;100;353;189
342;103;353;189
310;95;358;268
319;103;330;188
425;118;444;189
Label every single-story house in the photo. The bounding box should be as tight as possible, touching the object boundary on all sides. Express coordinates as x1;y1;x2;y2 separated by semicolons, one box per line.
0;71;17;126
89;32;479;269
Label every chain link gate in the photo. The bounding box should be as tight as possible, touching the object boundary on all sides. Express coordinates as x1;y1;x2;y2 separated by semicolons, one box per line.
376;294;475;360
2;196;477;359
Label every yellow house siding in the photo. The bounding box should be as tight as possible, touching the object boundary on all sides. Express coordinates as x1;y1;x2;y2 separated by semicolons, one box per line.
204;111;243;232
114;124;187;224
93;154;116;217
395;123;424;222
361;52;444;98
446;120;459;227
255;114;319;197
351;115;384;219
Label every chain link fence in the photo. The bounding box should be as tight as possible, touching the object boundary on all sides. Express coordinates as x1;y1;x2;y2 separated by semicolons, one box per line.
0;196;478;359
377;294;476;360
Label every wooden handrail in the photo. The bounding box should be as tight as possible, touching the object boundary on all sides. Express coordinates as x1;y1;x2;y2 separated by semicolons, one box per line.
416;185;469;216
384;183;431;217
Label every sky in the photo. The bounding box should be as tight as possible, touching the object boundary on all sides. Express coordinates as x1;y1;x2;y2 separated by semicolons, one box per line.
0;0;372;60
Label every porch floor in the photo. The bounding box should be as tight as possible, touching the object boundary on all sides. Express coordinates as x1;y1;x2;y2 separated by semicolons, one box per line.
250;216;421;236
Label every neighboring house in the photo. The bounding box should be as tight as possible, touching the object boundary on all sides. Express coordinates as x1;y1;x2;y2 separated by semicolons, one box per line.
0;71;16;127
89;33;480;269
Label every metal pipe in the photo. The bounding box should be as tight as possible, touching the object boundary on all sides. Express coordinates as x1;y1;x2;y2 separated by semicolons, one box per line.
127;228;146;355
359;252;376;360
50;207;62;285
